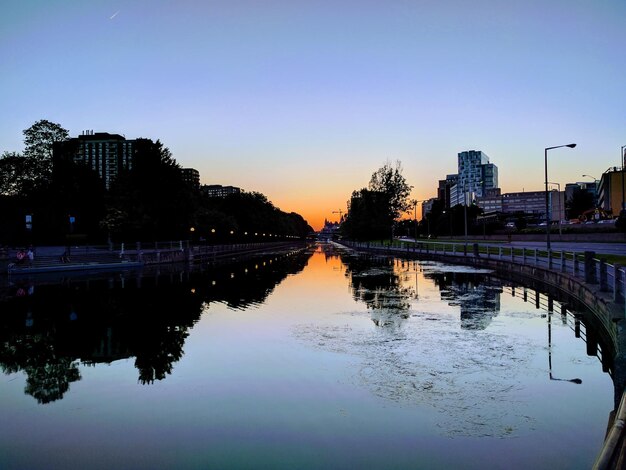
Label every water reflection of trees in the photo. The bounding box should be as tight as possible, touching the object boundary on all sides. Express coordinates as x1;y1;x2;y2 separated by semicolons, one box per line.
0;248;313;402
327;241;503;330
1;327;81;404
339;250;412;328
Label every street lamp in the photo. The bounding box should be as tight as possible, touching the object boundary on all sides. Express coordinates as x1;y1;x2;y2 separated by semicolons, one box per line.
545;144;576;250
442;210;452;237
621;145;626;215
410;199;430;239
463;180;482;240
582;175;598;209
410;199;418;240
463;181;468;240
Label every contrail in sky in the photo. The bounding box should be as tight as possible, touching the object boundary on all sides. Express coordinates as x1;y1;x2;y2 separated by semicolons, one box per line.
110;10;120;20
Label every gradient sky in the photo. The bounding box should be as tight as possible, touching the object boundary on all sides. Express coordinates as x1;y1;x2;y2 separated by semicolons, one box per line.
1;1;625;229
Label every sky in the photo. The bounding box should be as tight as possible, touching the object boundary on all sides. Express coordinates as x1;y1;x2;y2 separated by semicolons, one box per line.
1;0;625;230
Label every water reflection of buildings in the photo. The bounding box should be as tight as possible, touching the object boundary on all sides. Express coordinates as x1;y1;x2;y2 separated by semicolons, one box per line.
0;248;313;404
426;271;502;330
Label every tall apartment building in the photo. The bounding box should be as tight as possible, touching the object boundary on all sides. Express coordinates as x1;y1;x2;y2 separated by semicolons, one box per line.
182;168;200;191
437;175;458;209
53;131;138;189
451;150;499;206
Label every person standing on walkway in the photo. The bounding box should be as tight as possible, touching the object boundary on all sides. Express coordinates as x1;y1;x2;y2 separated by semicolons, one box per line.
27;247;34;267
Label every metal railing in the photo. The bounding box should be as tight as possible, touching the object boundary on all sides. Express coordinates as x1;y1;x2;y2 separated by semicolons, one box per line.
341;240;626;305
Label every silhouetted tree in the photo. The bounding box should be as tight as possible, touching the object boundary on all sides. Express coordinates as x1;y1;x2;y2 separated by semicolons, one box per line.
368;160;413;223
107;139;194;240
341;189;391;240
46;156;107;241
192;191;313;241
0;151;41;197
1;120;313;244
341;161;412;240
23;120;69;188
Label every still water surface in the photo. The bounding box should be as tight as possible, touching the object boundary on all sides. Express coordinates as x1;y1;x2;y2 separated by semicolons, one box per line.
0;243;614;469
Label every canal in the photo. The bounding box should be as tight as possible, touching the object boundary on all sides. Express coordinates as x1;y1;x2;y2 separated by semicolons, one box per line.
0;243;614;469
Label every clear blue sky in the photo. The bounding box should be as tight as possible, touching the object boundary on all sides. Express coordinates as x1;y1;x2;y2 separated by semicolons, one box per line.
1;0;625;228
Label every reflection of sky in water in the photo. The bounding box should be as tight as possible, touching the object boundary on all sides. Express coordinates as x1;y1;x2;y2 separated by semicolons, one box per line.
0;244;614;469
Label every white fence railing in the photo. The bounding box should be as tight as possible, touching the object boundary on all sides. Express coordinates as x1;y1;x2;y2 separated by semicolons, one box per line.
341;240;626;305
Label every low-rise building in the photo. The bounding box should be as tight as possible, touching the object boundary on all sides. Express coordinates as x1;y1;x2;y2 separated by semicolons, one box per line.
201;184;241;198
475;189;564;222
598;167;626;216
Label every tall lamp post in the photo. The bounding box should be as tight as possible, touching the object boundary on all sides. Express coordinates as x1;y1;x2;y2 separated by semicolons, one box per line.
410;199;418;240
582;174;598;209
545;144;576;250
621;145;626;215
463;180;482;240
410;199;430;239
463;182;468;240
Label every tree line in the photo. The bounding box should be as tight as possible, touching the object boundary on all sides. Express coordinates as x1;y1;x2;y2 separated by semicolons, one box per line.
0;120;313;245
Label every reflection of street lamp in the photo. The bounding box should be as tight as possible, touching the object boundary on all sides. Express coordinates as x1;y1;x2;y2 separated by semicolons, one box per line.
548;312;582;384
545;144;576;250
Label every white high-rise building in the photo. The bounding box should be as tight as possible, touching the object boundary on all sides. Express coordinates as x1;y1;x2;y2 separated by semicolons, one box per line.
450;150;499;206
